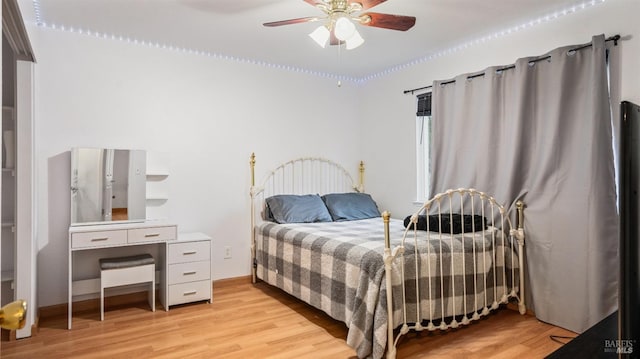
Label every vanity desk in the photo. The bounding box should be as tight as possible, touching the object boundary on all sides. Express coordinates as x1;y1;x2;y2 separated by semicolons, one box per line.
67;148;210;329
68;221;177;329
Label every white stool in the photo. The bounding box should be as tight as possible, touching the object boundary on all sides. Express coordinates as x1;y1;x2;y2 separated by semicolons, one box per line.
100;254;155;321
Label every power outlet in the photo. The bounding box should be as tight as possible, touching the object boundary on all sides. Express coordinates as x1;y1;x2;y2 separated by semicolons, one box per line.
224;246;232;259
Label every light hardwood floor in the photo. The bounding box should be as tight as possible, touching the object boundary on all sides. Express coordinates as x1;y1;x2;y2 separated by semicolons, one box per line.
1;278;576;358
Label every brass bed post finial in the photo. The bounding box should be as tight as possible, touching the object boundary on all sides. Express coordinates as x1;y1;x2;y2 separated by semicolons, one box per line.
516;200;524;230
359;161;365;192
250;152;256;187
382;211;391;249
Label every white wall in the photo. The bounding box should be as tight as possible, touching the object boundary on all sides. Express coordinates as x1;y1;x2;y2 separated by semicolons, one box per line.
29;0;640;308
360;0;640;218
29;27;362;307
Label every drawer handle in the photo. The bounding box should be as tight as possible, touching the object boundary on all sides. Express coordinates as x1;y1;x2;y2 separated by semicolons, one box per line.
182;251;197;255
91;237;109;242
144;233;160;238
183;271;197;275
183;290;197;296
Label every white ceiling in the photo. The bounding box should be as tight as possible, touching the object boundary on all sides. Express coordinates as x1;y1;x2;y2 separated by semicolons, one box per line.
18;0;598;79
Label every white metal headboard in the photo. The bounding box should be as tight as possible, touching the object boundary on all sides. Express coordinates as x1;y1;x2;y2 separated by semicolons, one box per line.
249;153;365;282
253;156;363;198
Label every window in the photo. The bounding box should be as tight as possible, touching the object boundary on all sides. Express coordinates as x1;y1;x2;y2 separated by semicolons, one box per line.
415;92;432;202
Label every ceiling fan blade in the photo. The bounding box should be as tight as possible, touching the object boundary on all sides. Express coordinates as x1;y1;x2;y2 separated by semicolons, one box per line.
351;0;387;11
359;12;416;31
263;16;319;27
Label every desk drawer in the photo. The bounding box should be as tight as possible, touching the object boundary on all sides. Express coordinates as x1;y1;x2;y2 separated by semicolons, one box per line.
71;230;127;249
168;261;210;285
128;226;176;244
168;280;211;306
168;241;210;264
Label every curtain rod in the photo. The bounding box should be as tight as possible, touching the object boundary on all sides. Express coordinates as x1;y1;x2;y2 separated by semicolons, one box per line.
403;34;621;95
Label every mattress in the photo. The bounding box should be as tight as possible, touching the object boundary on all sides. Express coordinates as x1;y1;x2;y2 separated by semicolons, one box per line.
255;218;519;359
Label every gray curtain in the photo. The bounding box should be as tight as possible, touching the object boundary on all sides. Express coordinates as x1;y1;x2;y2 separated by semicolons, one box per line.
430;35;618;333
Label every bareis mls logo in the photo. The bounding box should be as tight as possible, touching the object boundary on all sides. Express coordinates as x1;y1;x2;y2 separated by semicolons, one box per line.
604;339;635;354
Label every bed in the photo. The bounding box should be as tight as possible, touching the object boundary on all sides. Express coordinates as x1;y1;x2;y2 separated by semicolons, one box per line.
249;154;526;359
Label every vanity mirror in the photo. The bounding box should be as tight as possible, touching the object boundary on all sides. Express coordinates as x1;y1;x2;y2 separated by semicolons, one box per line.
70;147;146;226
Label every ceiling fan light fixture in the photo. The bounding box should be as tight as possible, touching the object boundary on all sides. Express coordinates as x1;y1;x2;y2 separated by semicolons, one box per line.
345;29;364;50
265;0;415;51
334;16;356;41
309;25;330;47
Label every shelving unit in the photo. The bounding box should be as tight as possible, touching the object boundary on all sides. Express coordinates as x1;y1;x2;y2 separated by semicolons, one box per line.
2;4;37;339
1;106;16;307
146;152;170;220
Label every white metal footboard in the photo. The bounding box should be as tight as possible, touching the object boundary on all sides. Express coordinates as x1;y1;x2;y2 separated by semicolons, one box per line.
383;188;526;359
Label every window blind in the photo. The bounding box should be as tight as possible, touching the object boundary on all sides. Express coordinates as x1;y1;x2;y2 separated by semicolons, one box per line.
416;92;432;116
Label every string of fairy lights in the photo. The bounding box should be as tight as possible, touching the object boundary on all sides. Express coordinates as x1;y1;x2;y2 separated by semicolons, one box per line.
31;0;606;85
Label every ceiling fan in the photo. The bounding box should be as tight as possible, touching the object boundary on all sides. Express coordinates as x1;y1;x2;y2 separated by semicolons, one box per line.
263;0;416;50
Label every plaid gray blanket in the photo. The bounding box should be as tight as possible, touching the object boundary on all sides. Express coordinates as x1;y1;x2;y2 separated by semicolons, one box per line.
255;218;519;359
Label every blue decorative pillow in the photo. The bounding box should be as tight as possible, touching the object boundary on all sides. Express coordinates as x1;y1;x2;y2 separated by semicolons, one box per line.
265;194;333;224
321;193;381;221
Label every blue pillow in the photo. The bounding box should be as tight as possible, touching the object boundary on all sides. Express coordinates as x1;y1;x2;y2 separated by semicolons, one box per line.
321;193;381;221
265;194;332;224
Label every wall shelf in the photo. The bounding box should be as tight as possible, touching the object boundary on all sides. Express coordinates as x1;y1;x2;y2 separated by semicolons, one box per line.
1;270;14;282
146;197;169;201
146;172;169;178
1;222;15;230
